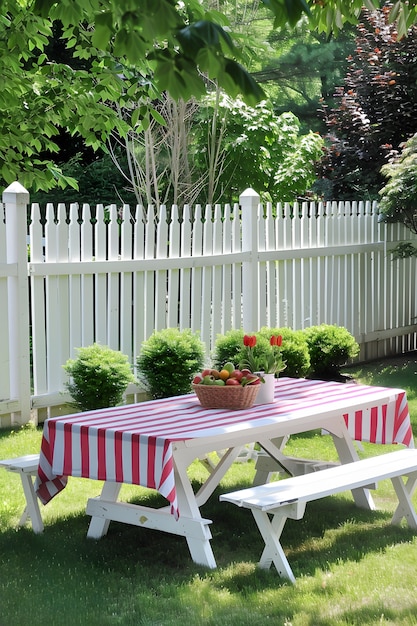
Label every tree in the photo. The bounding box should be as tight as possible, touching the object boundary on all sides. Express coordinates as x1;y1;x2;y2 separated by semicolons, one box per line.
0;2;129;191
378;133;417;257
193;96;324;203
252;25;356;134
108;93;202;207
104;0;321;206
317;5;417;199
106;93;323;206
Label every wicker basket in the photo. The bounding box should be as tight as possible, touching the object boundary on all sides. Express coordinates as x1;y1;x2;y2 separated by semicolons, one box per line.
192;383;260;410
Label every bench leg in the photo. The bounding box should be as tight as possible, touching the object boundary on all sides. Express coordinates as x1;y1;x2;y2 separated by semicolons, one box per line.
251;507;299;583
19;473;44;534
390;473;417;529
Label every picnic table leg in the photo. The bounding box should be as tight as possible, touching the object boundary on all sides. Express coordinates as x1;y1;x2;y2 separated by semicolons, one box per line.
257;438;317;481
327;421;375;510
19;472;44;534
173;456;217;569
87;481;122;539
253;436;288;485
195;446;244;507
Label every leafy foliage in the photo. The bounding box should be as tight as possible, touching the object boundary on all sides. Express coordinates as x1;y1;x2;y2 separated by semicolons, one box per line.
211;329;245;371
30;151;137;206
137;328;205;399
303;324;359;379
318;5;417;199
0;0;264;193
254;26;355;135
0;2;129;191
194;96;323;202
378;133;417;257
63;343;135;411
379;133;417;233
308;0;417;40
3;0;417;193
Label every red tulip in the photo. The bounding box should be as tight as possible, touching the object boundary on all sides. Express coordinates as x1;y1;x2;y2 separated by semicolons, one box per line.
277;335;283;347
243;334;256;348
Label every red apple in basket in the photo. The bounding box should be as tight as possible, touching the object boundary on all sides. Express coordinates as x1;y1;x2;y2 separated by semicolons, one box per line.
231;370;243;381
225;378;240;386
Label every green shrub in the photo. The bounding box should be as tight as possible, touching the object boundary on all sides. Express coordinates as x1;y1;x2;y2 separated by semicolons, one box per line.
258;327;310;378
303;324;360;379
63;343;135;412
211;329;246;370
137;328;205;399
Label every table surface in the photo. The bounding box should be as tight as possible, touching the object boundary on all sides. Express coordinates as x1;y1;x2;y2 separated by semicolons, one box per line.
35;377;414;519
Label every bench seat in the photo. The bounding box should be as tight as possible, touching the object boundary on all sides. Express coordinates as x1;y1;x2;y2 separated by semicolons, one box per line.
0;454;43;533
220;448;417;582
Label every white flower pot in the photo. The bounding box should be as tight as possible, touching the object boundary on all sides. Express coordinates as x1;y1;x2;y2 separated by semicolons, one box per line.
254;373;275;404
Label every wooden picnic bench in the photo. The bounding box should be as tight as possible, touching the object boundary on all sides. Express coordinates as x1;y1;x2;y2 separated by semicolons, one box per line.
220;448;417;583
0;454;43;533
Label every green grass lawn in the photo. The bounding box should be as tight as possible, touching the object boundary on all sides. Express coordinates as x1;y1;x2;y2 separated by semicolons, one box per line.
1;355;417;625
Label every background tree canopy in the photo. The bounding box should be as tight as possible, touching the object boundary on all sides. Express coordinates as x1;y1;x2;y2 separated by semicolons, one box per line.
318;5;417;199
2;0;417;194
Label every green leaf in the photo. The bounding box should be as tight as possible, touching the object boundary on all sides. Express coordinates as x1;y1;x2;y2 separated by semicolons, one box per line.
223;60;265;106
49;165;79;190
92;12;113;49
263;0;310;28
114;29;146;61
49;0;84;27
196;47;222;79
131;108;140;127
149;107;166;126
33;0;56;18
397;5;410;38
177;20;235;57
155;56;206;101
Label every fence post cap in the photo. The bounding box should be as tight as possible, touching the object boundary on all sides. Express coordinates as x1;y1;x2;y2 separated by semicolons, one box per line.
2;181;30;203
240;188;260;199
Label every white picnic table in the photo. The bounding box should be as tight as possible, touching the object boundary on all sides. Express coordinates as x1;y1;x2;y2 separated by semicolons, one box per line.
35;377;414;568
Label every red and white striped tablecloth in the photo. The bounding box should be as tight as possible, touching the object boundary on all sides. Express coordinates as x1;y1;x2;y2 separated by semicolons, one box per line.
35;377;414;518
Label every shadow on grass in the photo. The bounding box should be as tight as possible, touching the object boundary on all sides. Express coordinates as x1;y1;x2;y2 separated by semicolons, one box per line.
2;477;414;581
202;483;416;581
1;477;417;625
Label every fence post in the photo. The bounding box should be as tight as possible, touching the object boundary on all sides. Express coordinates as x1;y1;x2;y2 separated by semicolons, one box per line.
240;188;260;331
3;182;31;425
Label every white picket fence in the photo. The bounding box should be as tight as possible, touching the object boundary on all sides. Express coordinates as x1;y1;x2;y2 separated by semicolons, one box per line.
1;183;417;426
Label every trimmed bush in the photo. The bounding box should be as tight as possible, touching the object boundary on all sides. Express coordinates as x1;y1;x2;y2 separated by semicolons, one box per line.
211;329;246;371
63;343;135;412
137;328;205;399
258;327;310;378
303;324;359;380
